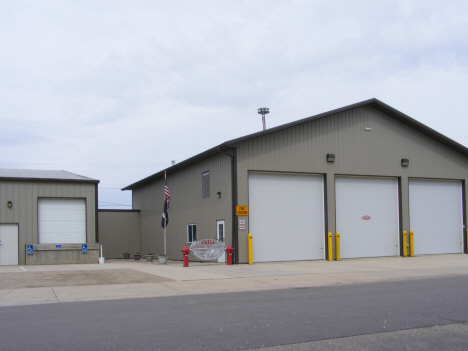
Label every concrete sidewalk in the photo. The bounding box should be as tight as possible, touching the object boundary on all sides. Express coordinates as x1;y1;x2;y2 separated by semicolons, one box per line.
1;254;467;307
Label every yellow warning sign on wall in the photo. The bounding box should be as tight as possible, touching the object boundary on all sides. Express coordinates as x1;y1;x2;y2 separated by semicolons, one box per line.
236;206;249;216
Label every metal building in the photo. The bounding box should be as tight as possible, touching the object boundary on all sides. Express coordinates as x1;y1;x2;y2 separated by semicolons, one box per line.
123;99;468;263
0;169;99;265
98;210;140;259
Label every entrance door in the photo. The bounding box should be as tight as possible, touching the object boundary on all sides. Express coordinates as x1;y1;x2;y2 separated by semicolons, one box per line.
0;224;19;265
335;177;400;258
217;220;226;263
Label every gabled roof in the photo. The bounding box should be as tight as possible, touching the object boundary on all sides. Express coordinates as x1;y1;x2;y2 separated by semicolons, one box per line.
122;98;468;191
0;169;99;183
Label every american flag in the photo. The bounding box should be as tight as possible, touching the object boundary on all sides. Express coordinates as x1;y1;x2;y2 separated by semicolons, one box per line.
164;179;170;209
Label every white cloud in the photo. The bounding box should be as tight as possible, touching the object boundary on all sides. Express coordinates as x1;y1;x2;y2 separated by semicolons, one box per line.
1;0;467;207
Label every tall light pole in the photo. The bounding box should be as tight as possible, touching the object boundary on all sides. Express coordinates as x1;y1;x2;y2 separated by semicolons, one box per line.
258;107;269;131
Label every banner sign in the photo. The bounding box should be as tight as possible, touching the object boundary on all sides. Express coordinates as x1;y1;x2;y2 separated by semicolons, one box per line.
190;239;226;260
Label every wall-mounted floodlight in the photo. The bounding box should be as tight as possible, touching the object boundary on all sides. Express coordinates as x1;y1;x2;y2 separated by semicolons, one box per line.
258;107;269;131
401;158;409;167
7;201;12;208
327;154;335;163
217;192;221;198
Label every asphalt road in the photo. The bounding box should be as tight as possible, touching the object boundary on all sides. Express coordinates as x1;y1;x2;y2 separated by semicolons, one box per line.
1;275;467;351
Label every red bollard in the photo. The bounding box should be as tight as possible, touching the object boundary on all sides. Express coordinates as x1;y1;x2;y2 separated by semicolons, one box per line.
181;246;190;267
226;245;234;265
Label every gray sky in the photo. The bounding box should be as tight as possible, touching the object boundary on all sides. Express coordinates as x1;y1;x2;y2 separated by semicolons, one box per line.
1;1;467;208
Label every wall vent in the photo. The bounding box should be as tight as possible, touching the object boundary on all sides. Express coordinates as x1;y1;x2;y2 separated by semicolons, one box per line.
202;171;210;198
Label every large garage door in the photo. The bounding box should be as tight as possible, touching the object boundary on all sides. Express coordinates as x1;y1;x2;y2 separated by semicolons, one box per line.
38;199;86;244
336;177;399;258
409;179;463;255
249;173;325;262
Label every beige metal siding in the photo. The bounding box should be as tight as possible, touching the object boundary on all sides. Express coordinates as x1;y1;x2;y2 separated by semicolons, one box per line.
234;105;468;262
0;181;97;265
98;211;141;258
133;153;232;260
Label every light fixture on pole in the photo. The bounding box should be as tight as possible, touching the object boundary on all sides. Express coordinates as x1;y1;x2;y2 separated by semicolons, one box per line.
258;107;269;131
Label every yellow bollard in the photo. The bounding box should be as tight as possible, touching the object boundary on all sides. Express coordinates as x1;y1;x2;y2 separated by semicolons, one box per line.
248;233;253;264
327;232;333;261
409;230;414;257
402;231;407;257
336;232;340;261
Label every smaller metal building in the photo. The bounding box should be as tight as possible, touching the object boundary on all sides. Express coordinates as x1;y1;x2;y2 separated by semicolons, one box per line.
123;99;468;263
0;169;99;265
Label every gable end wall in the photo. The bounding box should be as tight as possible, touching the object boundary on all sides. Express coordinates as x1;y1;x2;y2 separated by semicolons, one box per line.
234;106;468;262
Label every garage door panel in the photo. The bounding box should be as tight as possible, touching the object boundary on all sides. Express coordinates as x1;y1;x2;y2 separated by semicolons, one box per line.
249;173;325;262
336;177;399;259
38;199;86;244
409;180;463;255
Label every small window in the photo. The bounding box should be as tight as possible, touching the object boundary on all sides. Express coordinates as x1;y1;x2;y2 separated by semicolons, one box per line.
217;221;224;242
187;224;198;243
202;171;210;198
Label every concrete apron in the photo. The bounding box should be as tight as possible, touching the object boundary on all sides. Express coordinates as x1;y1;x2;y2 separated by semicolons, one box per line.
0;254;467;307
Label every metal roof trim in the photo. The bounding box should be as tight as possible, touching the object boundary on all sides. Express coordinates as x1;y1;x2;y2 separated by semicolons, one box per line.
121;144;231;190
222;98;379;146
0;169;99;183
0;176;100;184
122;98;468;191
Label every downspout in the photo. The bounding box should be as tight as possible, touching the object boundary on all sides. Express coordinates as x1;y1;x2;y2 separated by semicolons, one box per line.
95;182;99;243
218;146;238;264
463;180;467;254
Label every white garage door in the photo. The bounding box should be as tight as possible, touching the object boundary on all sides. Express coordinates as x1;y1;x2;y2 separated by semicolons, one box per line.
0;224;18;265
336;177;400;258
38;199;86;244
409;180;463;255
249;173;325;262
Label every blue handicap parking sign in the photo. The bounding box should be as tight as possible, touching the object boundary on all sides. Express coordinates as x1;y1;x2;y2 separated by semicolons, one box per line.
81;244;88;254
26;245;34;255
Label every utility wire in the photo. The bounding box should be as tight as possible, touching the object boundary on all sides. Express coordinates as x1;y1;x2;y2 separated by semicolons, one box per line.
99;205;132;207
98;201;132;206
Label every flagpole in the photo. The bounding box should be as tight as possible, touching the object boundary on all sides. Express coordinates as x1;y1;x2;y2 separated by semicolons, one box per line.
164;171;167;256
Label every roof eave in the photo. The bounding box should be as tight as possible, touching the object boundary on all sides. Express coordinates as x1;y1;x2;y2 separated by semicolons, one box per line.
223;98;379;146
122;98;468;191
0;177;100;184
368;100;468;157
122;143;232;191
